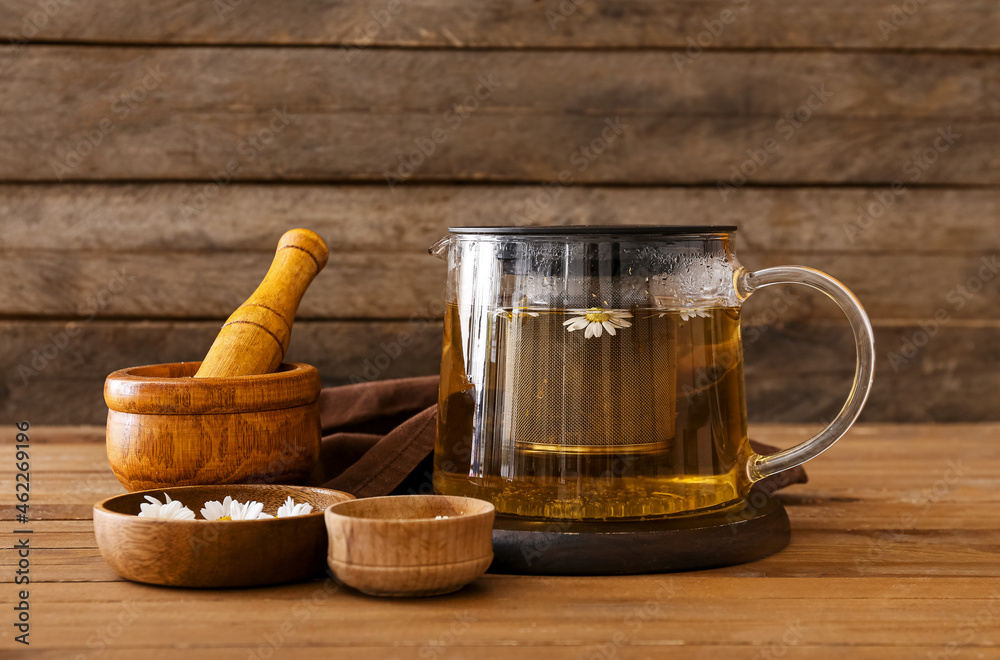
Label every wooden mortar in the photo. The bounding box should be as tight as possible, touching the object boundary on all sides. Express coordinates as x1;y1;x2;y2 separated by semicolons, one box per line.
105;229;329;492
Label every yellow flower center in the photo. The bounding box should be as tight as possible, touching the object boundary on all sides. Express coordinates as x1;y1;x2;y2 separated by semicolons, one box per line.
217;516;232;521
584;310;611;323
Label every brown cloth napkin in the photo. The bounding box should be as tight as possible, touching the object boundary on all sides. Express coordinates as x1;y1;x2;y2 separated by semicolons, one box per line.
311;376;807;498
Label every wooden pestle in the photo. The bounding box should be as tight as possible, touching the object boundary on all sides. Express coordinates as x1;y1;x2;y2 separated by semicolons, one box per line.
194;228;329;378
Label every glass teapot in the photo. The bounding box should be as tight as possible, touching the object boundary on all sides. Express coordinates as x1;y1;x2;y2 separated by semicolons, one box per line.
429;226;874;520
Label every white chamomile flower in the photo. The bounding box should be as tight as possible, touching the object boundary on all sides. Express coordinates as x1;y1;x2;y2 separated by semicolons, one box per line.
229;499;273;520
200;496;236;521
653;295;712;322
496;308;540;320
138;493;196;520
563;308;632;339
276;496;314;518
678;308;711;322
201;496;273;521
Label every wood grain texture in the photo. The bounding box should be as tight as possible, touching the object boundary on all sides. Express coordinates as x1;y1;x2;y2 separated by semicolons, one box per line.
9;113;991;184
2;184;999;254
1;320;998;425
5;650;998;660
325;495;494;597
1;1;996;431
195;228;328;378
94;484;354;587
104;361;322;491
1;0;997;49
0;320;445;425
7;49;1000;118
3;425;999;658
1;48;994;182
3;249;998;321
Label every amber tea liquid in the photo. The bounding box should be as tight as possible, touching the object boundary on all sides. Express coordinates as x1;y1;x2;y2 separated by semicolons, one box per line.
435;304;752;520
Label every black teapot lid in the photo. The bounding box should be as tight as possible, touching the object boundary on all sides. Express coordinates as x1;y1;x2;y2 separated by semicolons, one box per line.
448;225;737;235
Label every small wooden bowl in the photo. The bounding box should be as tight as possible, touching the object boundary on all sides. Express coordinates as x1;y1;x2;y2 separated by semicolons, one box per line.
105;361;321;491
325;495;495;597
94;484;354;588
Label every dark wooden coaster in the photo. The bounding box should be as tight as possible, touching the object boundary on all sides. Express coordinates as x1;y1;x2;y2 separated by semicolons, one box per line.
489;491;790;575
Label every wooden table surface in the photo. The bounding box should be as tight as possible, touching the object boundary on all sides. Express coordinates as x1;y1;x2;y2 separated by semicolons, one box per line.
3;424;999;659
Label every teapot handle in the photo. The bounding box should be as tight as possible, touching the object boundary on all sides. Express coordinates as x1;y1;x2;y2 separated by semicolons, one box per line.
738;266;875;481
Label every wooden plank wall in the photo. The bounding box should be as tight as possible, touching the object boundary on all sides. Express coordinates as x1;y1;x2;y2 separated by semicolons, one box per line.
1;1;998;425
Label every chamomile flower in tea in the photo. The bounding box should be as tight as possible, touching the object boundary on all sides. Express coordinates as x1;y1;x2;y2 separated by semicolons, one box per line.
678;308;711;322
137;493;196;520
496;308;540;320
563;308;632;338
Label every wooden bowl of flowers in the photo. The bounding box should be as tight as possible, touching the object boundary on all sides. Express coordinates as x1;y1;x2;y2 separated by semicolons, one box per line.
94;484;353;588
